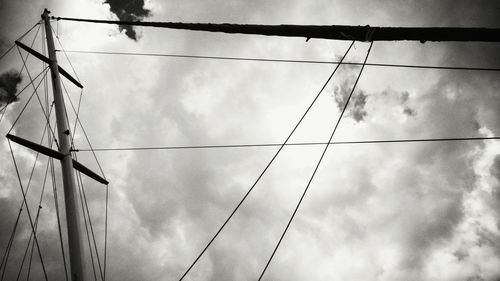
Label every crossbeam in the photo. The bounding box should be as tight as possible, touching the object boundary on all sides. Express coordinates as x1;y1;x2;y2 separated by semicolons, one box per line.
15;40;83;89
6;134;108;185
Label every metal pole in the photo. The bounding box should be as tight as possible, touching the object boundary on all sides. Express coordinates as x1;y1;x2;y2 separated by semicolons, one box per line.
42;9;86;281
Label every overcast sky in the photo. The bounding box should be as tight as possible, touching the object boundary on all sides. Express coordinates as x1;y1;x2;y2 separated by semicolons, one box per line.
1;0;500;280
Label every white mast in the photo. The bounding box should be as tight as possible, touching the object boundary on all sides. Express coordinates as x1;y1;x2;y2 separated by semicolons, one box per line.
42;9;86;281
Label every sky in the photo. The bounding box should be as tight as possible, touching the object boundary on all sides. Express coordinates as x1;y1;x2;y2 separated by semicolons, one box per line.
0;0;500;280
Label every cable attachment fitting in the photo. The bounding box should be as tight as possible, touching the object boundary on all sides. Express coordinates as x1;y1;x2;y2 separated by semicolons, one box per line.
364;25;375;42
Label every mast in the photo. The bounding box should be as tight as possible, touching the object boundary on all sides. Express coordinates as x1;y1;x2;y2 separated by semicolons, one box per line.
42;9;86;281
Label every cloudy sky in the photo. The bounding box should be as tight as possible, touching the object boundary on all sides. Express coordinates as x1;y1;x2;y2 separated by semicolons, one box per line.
1;0;500;280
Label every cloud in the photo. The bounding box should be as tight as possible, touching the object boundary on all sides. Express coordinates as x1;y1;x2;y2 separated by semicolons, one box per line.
2;0;500;280
332;74;368;122
0;70;22;107
104;0;151;41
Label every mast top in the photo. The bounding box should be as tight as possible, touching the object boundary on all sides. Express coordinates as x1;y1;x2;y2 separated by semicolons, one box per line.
42;8;50;19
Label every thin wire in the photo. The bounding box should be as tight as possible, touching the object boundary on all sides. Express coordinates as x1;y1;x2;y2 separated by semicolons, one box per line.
57;33;108;280
15;139;50;281
73;152;105;281
61;79;107;179
103;185;108;281
0;67;49;119
50;147;70;281
71;89;83;143
1;23;44;127
76;170;99;281
7;140;49;281
7;66;51;136
57;49;500;72
25;157;50;281
74;136;500;152
12;46;60;147
0;118;52;281
0;21;40;62
51;24;81;82
258;41;374;280
0;208;21;280
177;41;356;281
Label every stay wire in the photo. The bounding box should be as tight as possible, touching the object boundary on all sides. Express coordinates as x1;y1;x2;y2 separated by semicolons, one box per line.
51;23;81;82
0;21;40;62
7;140;49;281
1;24;43;126
26;86;54;281
58;42;108;279
26;156;50;281
7;51;44;133
177;41;356;281
103;184;108;281
258;41;374;280
49;147;70;281
72;146;105;280
12;47;60;150
0;209;21;280
75;166;105;281
61;79;107;180
74;136;500;152
71;89;83;143
15;45;59;142
0;202;23;279
57;49;500;72
59;80;78;147
0;67;49;122
0;117;52;281
14;122;52;281
76;169;99;281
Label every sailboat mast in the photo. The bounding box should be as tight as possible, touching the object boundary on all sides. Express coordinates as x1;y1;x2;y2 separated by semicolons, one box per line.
42;9;86;281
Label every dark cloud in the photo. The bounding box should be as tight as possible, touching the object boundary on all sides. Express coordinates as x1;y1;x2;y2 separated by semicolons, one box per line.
0;70;22;107
104;0;151;41
333;76;368;122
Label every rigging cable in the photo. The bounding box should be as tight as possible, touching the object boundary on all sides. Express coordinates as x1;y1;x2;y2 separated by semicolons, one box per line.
259;41;373;280
0;21;40;62
0;117;52;281
15;113;53;281
0;23;43;126
76;172;99;281
177;41;356;281
57;49;500;72
52;33;108;280
56;34;109;279
0;68;50;124
24;156;50;281
61;79;107;180
80;174;106;281
74;136;500;152
7;140;49;281
103;184;109;281
13;46;60;148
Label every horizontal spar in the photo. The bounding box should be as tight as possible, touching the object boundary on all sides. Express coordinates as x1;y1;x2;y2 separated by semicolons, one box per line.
54;17;500;42
15;40;83;88
6;134;108;185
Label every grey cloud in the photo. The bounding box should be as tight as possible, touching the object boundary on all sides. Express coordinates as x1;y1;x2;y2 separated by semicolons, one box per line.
0;70;22;107
104;0;151;41
333;76;368;122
